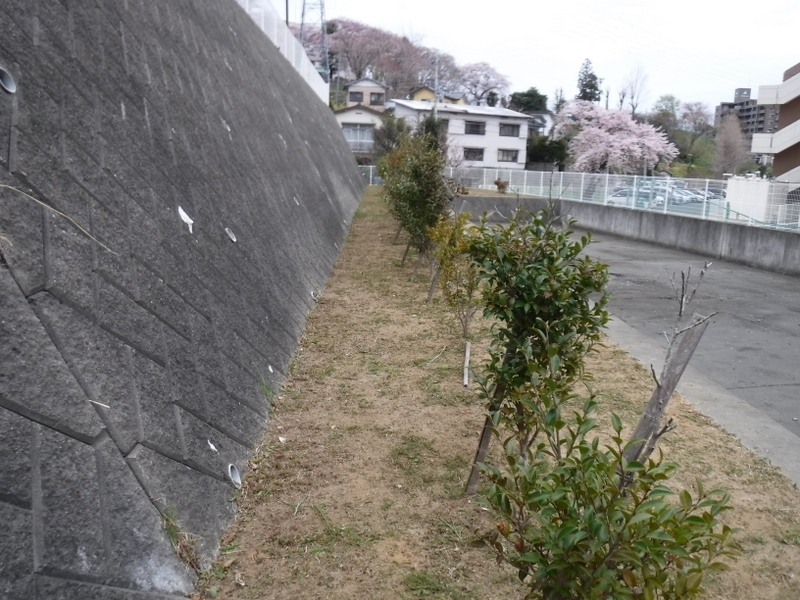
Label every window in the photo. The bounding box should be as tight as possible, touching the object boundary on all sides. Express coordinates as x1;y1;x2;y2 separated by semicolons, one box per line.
497;149;519;163
463;148;484;161
341;124;374;153
369;92;384;106
439;119;449;132
499;123;520;137
349;91;363;103
464;121;485;135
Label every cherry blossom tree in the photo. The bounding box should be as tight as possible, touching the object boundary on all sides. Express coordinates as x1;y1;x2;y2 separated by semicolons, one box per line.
326;19;391;80
297;18;510;105
459;62;510;105
370;35;428;98
417;49;462;97
552;100;678;173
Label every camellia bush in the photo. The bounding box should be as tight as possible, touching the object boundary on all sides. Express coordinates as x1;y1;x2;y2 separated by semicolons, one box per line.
469;209;740;599
379;133;457;260
467;208;609;461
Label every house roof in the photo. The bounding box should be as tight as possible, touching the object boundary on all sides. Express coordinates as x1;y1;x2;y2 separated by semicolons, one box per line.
408;87;467;102
345;78;386;89
408;85;435;96
389;99;529;119
333;105;384;116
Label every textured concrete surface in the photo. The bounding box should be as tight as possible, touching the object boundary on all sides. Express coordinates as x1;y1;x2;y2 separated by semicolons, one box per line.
584;232;800;435
0;0;363;597
458;195;800;276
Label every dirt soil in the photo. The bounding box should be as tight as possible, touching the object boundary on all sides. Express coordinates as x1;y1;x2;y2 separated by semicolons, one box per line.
194;187;800;600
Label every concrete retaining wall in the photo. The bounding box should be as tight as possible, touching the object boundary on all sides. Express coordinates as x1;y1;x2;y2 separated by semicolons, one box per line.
458;196;800;277
0;1;363;598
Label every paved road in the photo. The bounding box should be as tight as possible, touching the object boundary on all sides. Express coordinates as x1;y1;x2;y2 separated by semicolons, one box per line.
581;230;800;483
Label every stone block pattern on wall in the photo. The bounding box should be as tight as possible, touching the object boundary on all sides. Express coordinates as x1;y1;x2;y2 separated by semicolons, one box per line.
0;0;364;597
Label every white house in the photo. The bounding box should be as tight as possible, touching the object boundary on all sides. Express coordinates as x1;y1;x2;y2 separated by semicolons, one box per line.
388;99;529;169
333;78;388;154
333;105;383;154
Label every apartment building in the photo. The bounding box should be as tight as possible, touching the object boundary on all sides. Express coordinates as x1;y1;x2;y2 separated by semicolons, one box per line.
715;88;780;141
751;62;800;182
388;99;529;169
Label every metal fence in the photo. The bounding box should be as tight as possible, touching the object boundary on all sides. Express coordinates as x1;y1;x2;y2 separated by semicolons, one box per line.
235;0;329;104
358;166;800;232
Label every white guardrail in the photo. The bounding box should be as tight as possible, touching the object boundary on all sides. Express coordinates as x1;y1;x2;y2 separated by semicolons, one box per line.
359;166;800;232
235;0;329;104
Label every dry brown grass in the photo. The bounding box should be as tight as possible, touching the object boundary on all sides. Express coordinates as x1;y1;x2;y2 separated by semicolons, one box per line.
194;187;800;600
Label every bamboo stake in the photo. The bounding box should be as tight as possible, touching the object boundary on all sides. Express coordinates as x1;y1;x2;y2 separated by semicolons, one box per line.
462;341;471;387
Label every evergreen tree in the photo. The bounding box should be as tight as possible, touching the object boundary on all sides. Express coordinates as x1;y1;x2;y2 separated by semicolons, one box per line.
508;87;548;113
576;59;602;103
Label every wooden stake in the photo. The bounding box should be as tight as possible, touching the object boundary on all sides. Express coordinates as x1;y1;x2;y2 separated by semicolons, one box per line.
463;342;471;387
624;316;709;465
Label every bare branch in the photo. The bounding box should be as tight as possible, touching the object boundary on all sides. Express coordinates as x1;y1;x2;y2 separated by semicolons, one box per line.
675;312;718;336
667;268;679;298
650;364;661;388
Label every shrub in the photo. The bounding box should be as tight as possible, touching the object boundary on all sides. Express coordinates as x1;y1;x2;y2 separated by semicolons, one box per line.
481;398;741;600
468;209;609;456
468;209;740;597
379;135;457;256
428;212;481;338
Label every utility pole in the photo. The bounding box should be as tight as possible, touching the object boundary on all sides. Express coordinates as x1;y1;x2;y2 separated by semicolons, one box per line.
300;0;330;82
432;54;439;120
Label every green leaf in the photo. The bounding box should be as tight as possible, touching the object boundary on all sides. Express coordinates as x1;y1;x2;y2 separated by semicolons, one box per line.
638;499;666;512
611;413;623;434
628;512;653;526
680;490;693;513
686;571;703;592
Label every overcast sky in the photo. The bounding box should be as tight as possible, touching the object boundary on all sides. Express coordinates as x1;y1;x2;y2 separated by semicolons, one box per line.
280;0;799;114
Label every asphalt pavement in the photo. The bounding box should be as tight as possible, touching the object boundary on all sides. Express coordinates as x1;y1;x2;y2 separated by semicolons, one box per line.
581;230;800;485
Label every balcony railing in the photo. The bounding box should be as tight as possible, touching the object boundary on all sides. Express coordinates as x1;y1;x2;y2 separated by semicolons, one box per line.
347;140;375;153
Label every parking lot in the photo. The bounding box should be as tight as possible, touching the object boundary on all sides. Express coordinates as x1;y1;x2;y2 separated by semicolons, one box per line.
583;230;800;483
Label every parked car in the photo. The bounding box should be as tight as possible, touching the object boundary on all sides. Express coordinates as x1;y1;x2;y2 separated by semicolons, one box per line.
666;188;698;204
685;188;712;202
606;188;664;209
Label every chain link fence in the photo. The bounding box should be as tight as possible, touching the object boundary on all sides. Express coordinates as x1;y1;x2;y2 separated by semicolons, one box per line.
358;166;800;232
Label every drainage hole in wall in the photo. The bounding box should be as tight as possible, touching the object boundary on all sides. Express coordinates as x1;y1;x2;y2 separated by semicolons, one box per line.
0;68;16;94
228;464;242;489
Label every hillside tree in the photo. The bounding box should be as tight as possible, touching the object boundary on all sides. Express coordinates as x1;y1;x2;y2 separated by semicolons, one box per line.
648;94;681;144
679;101;714;156
508;87;548;113
713;114;750;176
553;88;567;113
622;66;648;116
460;62;510;105
576;59;602;102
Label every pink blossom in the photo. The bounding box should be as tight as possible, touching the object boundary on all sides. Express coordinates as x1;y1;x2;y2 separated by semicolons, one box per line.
553;101;678;173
